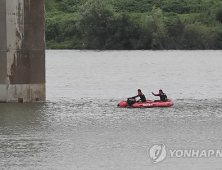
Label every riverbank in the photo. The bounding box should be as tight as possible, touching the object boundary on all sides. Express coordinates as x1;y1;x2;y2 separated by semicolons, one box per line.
45;0;222;50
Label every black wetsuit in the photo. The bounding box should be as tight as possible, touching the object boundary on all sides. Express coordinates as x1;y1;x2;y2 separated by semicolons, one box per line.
160;93;167;102
153;92;167;102
133;92;147;102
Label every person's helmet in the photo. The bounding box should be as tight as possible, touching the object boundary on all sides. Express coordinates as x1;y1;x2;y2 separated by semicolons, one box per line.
138;89;141;92
159;89;163;92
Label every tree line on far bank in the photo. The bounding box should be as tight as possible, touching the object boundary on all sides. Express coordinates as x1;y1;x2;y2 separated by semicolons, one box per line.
45;0;222;50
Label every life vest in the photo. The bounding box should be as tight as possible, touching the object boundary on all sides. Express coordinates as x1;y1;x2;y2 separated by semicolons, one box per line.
160;93;167;102
139;93;146;102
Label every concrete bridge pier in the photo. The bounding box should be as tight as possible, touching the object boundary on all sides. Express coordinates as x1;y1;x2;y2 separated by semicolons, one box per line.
0;0;45;102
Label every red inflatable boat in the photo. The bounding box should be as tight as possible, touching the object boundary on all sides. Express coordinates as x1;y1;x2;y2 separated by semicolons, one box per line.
118;98;174;108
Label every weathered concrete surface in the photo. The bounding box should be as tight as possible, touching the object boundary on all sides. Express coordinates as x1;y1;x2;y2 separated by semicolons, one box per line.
0;0;7;102
0;0;45;102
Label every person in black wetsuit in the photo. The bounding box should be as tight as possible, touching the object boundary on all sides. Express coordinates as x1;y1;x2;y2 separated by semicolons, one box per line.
132;89;147;102
152;89;167;102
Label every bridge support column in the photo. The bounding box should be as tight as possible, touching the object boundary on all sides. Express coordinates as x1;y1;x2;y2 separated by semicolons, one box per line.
0;0;45;102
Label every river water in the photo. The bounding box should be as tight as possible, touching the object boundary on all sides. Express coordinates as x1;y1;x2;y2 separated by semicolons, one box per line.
1;50;222;170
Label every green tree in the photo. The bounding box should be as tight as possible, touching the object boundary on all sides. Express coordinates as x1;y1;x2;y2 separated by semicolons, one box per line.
45;19;61;41
76;0;115;49
105;13;143;50
212;27;222;49
151;7;168;49
216;8;222;22
45;0;52;12
139;15;155;49
181;24;215;49
58;0;87;13
167;20;185;49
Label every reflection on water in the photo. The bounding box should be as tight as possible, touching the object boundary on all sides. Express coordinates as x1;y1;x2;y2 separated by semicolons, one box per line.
0;50;222;170
0;103;46;128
